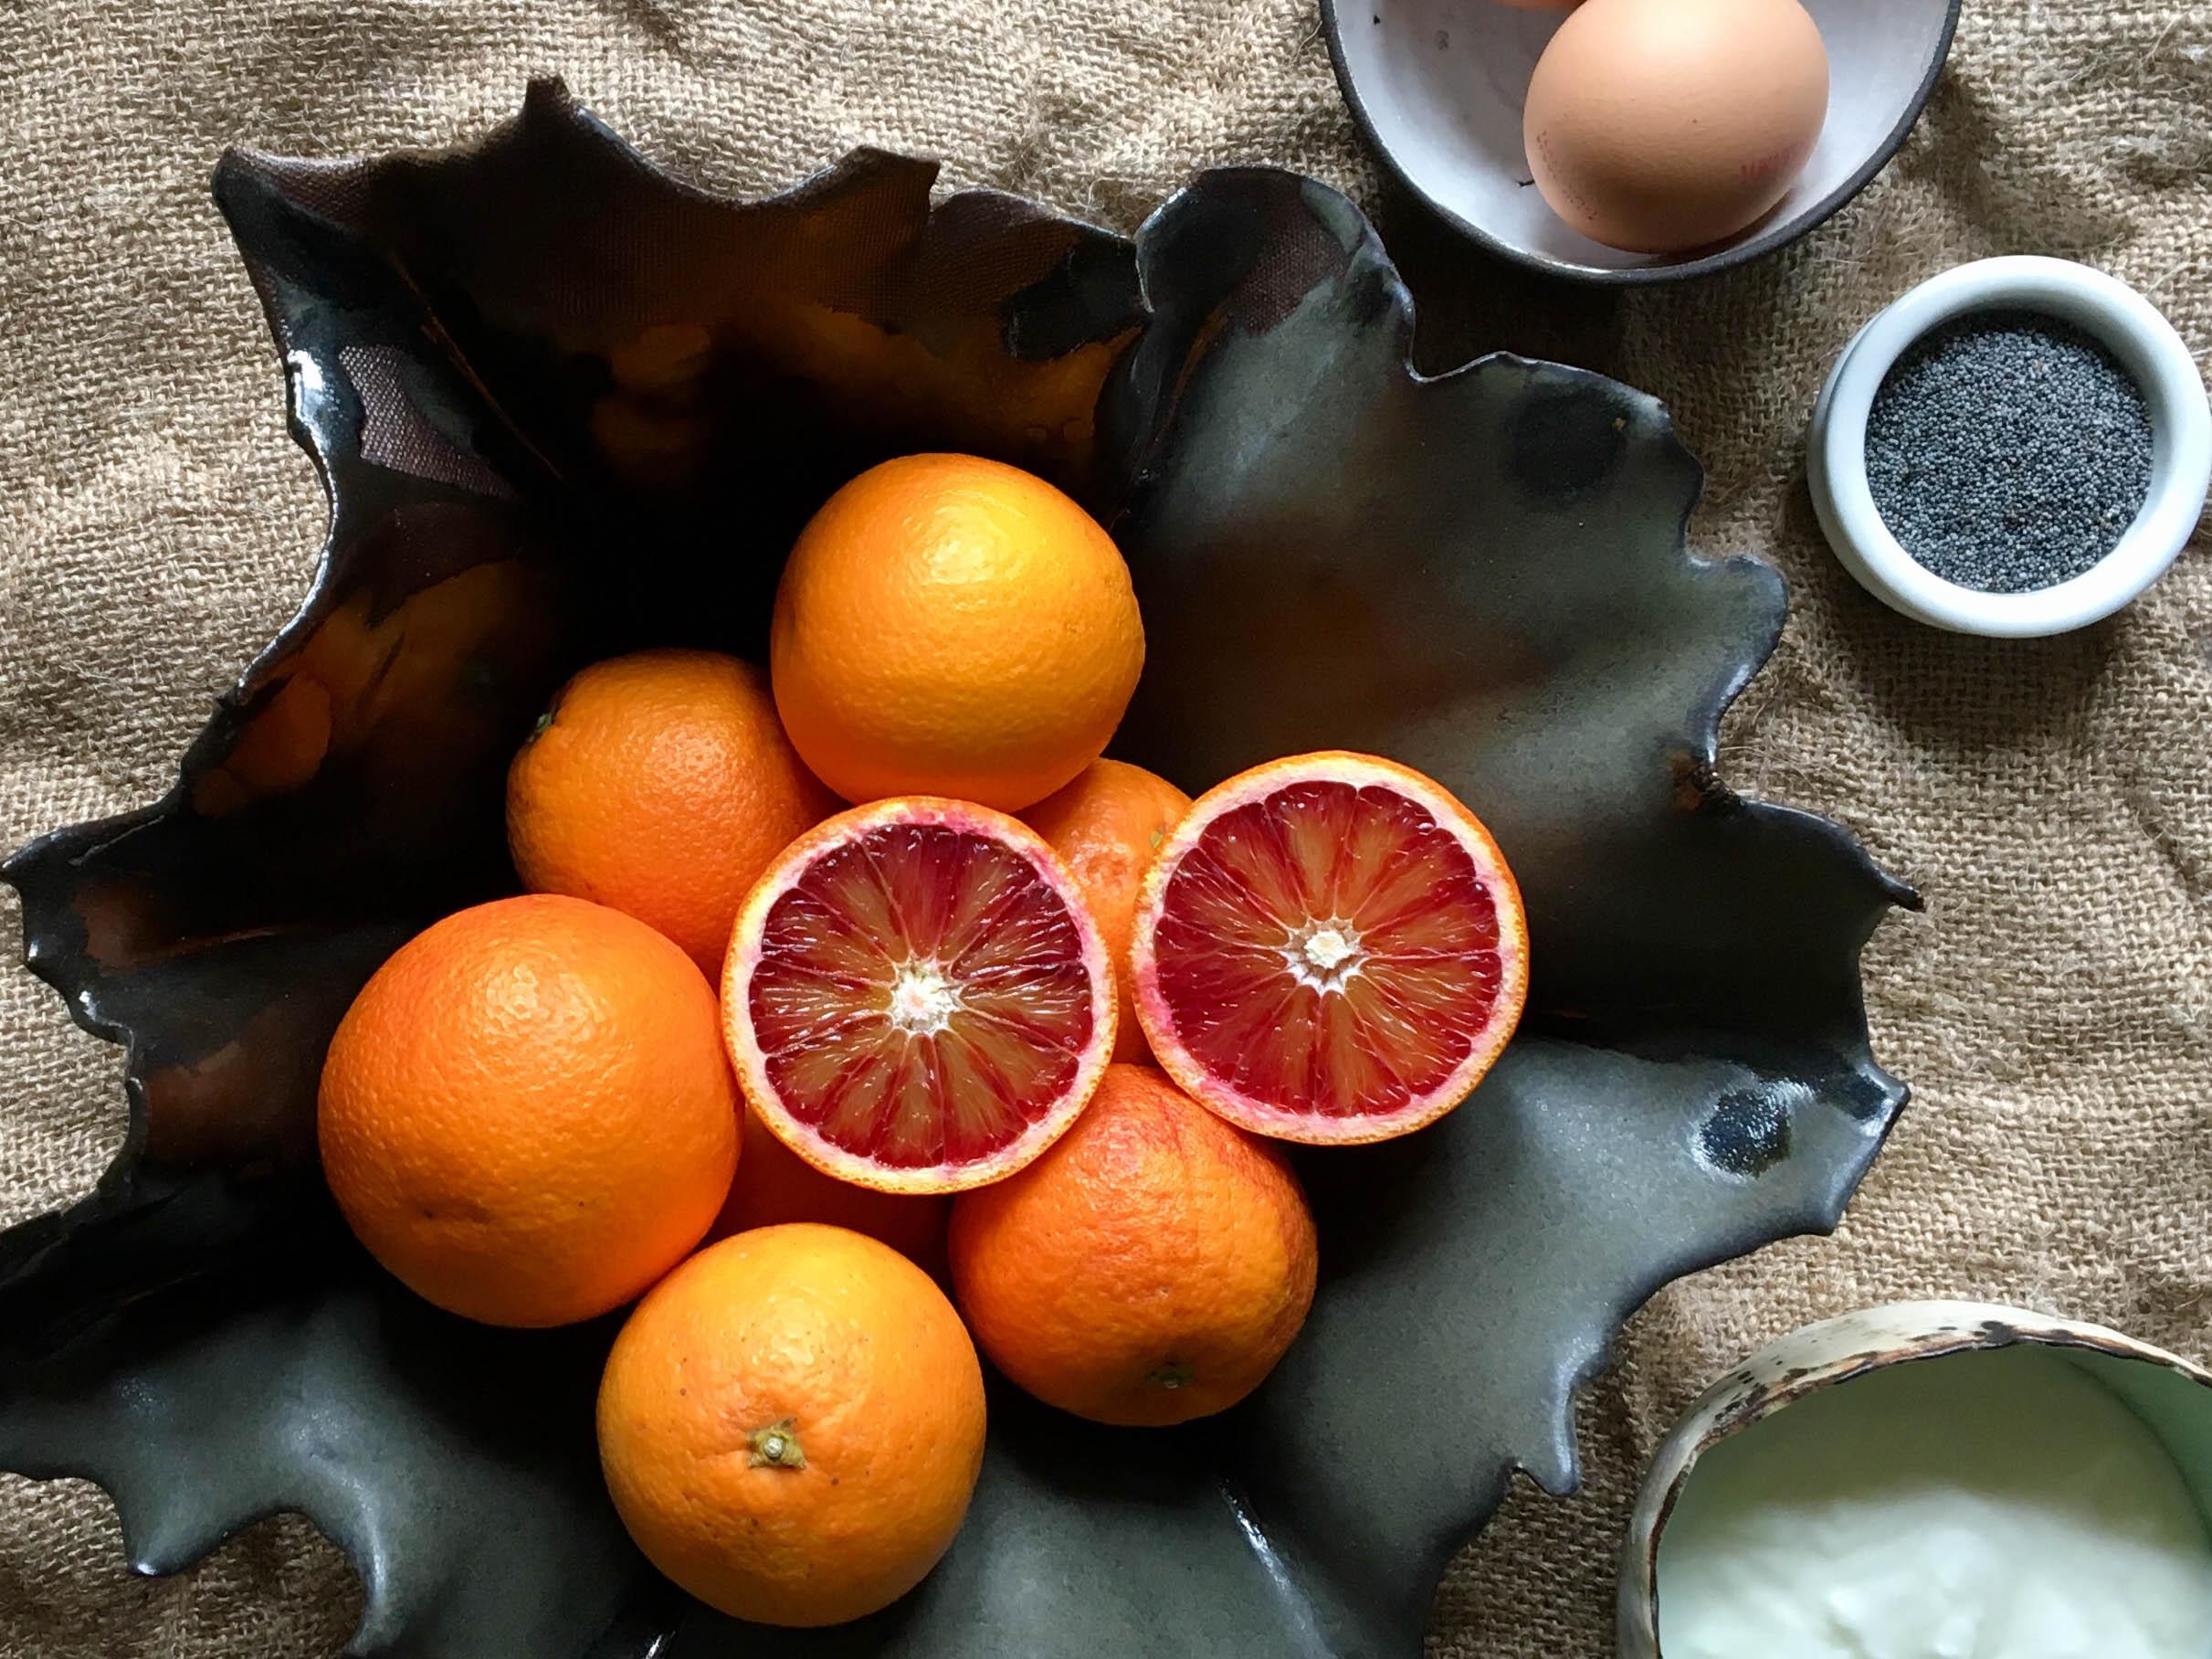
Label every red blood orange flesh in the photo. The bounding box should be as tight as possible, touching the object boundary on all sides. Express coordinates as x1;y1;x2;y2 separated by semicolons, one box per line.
724;798;1117;1194
1130;752;1528;1145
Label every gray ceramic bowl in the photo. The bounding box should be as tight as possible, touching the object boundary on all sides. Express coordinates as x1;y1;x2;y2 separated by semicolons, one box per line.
0;83;1912;1656
1323;0;1962;284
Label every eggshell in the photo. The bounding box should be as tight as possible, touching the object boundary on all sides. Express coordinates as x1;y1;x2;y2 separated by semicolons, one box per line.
1523;0;1829;255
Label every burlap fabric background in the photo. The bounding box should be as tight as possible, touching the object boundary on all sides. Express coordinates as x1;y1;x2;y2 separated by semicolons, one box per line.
2;1;2207;1653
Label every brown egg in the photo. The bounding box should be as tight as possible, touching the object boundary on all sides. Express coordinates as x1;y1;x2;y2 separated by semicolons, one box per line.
1523;0;1829;255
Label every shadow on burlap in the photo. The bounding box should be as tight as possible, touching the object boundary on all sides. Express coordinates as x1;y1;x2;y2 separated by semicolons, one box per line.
1;1;2206;1654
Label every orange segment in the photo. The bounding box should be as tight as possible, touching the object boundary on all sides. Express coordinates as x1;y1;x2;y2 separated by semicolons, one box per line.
1132;752;1528;1145
725;798;1116;1193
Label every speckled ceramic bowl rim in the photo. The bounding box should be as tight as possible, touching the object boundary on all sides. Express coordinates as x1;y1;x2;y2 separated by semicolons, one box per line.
1617;1298;2212;1657
1318;0;1962;286
1808;256;2212;637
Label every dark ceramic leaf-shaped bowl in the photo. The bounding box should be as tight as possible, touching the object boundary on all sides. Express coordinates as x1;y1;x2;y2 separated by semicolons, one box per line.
0;82;1914;1658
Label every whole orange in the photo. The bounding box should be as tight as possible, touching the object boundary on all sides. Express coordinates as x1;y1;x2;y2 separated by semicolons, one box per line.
770;454;1145;811
948;1063;1317;1427
598;1224;986;1627
711;1109;952;1274
507;649;837;977
318;894;739;1328
1020;758;1192;1062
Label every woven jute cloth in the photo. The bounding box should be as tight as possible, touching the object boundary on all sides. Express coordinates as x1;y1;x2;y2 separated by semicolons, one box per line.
2;2;2207;1654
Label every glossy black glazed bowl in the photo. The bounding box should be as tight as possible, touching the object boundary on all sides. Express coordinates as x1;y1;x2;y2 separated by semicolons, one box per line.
0;81;1914;1658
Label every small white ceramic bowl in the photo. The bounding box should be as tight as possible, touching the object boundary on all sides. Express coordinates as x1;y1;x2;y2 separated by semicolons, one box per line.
1808;256;2212;637
1618;1300;2212;1657
1322;0;1959;283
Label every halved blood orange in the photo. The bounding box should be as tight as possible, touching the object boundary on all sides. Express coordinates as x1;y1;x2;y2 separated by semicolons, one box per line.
724;798;1117;1194
1130;752;1528;1146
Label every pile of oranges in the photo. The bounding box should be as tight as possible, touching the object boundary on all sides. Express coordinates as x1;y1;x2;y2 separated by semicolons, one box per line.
317;453;1528;1627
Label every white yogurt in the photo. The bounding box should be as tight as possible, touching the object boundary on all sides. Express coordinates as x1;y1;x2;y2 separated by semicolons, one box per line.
1656;1345;2212;1659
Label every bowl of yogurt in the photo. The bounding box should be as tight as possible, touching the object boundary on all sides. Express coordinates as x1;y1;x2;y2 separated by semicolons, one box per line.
1621;1300;2212;1658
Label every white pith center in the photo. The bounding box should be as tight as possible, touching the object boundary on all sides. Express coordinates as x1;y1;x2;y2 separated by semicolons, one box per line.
1304;927;1356;970
887;960;961;1034
1287;919;1365;993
